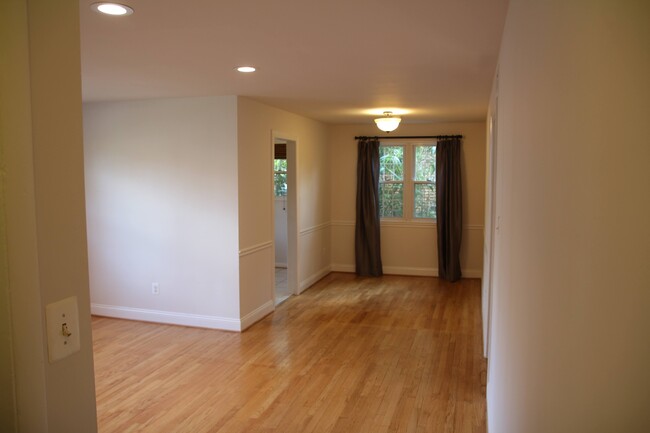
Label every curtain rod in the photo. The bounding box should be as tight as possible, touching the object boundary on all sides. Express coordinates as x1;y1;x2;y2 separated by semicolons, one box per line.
354;135;463;140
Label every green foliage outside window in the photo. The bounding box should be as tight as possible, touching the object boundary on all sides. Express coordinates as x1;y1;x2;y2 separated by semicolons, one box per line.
414;146;436;181
378;144;436;219
379;146;404;218
414;146;436;219
274;159;287;197
379;146;404;181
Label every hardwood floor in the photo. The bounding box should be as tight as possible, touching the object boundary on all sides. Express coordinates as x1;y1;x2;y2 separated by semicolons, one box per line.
92;273;487;433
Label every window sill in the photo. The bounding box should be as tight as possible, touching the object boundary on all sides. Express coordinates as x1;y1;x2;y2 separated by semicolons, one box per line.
380;219;437;229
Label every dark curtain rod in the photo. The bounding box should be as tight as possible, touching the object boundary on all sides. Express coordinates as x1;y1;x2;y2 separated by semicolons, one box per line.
354;135;463;140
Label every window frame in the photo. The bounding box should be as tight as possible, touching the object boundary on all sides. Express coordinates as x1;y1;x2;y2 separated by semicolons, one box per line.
378;144;405;219
379;140;437;222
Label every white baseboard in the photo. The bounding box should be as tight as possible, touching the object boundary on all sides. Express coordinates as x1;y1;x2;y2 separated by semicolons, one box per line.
330;264;482;279
240;300;275;331
298;265;331;294
91;303;241;331
462;269;483;278
330;263;355;273
383;266;437;276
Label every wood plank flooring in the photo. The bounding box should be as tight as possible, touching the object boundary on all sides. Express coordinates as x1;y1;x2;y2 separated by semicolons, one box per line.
92;273;487;433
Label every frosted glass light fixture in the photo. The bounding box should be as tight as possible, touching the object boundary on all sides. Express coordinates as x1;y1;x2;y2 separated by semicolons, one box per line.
91;3;134;15
236;66;257;73
374;111;401;133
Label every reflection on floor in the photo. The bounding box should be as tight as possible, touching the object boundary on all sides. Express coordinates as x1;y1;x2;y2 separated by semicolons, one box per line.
275;267;291;305
92;274;487;432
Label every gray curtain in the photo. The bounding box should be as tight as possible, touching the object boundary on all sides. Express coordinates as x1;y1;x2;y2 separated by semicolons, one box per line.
355;138;383;276
436;138;462;282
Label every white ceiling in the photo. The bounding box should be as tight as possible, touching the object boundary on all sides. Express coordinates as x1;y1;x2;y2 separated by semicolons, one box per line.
80;0;508;124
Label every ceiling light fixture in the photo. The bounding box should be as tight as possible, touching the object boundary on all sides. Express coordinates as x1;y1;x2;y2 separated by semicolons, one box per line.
236;66;256;73
91;2;134;16
374;111;402;133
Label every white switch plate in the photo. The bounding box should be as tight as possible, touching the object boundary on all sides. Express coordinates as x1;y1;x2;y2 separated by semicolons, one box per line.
45;296;80;363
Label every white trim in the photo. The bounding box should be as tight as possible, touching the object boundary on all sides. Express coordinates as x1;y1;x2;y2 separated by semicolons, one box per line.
330;264;482;279
331;220;483;231
298;265;331;294
382;220;436;229
239;241;273;257
331;263;355;273
384;267;483;278
461;268;484;278
299;221;330;236
91;303;241;331
240;300;275;331
383;266;437;276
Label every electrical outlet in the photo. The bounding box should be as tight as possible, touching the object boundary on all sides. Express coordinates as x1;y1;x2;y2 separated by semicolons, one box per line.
152;282;160;295
45;296;80;363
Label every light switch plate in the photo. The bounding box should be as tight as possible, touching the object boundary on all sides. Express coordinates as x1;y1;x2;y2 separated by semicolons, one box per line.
45;296;80;363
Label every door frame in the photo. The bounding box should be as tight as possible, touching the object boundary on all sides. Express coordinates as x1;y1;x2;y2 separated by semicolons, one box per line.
271;131;299;301
483;70;499;360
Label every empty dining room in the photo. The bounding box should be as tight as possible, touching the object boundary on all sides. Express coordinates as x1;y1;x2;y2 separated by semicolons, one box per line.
2;1;648;433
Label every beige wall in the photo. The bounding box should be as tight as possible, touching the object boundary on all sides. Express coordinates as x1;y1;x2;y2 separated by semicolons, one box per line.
83;97;241;329
0;0;98;431
237;97;330;319
0;3;20;429
487;1;650;432
83;96;331;331
0;172;15;430
329;122;486;277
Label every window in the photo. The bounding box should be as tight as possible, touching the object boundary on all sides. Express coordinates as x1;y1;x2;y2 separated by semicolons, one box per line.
274;159;287;197
413;145;436;218
379;142;436;220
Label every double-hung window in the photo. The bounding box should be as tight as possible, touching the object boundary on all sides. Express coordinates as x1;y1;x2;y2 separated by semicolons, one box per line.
379;141;436;220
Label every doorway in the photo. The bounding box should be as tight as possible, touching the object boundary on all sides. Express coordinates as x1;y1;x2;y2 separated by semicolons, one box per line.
272;133;298;305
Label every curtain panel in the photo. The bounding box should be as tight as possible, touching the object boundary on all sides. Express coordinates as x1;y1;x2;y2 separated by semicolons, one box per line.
436;138;462;282
355;138;383;276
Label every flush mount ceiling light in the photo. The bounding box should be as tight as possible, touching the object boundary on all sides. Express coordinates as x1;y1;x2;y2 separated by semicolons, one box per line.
236;66;256;73
374;111;402;133
91;2;134;16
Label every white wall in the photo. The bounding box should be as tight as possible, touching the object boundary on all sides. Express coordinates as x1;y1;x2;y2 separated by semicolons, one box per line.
0;0;98;430
84;97;241;330
274;198;288;267
330;122;486;277
237;97;330;323
487;1;650;432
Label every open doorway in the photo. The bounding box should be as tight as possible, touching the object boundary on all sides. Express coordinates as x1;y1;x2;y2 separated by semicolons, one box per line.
273;138;290;304
272;133;298;305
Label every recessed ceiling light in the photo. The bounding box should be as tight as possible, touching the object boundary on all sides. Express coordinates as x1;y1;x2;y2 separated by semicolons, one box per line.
91;2;134;16
236;66;256;73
